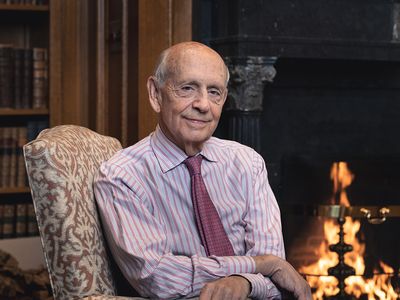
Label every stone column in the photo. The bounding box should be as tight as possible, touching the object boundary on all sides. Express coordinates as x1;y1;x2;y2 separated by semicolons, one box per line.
224;56;277;152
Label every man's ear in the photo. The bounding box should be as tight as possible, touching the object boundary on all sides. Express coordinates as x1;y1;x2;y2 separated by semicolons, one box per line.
147;76;161;113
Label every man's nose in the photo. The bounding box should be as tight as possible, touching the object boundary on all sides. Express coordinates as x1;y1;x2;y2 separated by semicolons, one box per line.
192;89;210;111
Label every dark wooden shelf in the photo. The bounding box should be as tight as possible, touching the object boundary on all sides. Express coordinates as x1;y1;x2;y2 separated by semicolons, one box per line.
0;187;31;195
0;108;49;116
0;4;48;11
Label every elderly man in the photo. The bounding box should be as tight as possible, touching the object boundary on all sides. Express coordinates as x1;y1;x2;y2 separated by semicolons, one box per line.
94;42;311;300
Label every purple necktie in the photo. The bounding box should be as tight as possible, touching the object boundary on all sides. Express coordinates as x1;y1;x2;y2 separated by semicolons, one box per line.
184;155;235;256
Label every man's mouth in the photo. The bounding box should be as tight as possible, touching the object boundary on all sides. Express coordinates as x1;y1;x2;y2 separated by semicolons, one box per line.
184;116;210;124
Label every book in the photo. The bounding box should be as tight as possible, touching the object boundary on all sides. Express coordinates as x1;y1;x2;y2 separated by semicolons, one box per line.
2;204;15;238
22;48;33;109
17;126;28;187
0;45;14;108
32;47;48;109
26;120;48;142
27;121;38;142
1;127;13;187
13;48;24;108
15;203;27;237
36;120;48;136
27;203;39;236
9;127;18;187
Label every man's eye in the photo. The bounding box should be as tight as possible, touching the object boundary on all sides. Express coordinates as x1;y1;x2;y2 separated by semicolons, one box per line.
209;89;221;96
174;85;195;97
181;85;194;91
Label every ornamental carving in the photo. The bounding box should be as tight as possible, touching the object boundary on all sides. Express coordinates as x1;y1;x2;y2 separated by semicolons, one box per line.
225;56;277;111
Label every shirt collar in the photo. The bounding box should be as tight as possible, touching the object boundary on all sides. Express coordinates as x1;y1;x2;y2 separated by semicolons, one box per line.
150;125;218;173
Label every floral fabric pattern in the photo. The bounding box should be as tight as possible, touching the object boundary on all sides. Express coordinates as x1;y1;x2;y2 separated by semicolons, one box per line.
24;125;124;300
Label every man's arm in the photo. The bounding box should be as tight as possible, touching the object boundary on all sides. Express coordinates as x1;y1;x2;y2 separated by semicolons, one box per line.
198;259;312;300
234;151;311;299
254;255;312;300
94;162;258;299
199;276;251;300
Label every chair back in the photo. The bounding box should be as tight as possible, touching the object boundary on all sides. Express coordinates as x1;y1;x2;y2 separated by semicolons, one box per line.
24;125;122;300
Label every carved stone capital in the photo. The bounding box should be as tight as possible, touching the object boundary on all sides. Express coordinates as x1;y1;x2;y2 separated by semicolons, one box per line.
224;56;277;111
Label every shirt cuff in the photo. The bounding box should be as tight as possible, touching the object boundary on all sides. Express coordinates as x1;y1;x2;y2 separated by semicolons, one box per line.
237;273;282;300
216;256;281;299
216;255;257;274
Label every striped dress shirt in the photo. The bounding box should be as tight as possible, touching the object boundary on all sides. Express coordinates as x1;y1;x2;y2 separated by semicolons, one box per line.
94;126;285;299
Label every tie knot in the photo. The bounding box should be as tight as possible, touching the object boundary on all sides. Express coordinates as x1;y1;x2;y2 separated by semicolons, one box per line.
184;155;203;176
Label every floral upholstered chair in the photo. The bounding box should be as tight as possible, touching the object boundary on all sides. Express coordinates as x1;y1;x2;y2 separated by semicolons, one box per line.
23;125;143;300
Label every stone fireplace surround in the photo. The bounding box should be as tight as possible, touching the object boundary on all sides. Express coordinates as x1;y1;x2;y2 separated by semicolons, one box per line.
193;0;400;294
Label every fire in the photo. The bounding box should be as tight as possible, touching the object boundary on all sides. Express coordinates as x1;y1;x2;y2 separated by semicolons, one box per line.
299;162;399;300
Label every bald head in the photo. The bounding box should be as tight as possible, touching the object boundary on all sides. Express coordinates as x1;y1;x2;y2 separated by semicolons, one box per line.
153;42;230;86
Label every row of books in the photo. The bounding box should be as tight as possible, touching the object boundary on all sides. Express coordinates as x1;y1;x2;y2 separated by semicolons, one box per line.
0;0;47;5
0;121;47;188
0;45;48;110
0;202;39;239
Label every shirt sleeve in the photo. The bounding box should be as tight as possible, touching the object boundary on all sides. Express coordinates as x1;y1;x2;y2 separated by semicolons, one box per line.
240;150;286;299
94;162;257;299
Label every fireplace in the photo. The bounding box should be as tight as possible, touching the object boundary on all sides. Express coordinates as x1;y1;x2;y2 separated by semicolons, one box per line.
193;0;400;298
282;159;400;299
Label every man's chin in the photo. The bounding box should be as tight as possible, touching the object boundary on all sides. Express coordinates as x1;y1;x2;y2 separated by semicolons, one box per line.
181;135;211;154
184;132;211;144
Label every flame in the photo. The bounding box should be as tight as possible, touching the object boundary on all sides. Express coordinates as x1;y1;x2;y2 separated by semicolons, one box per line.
299;162;399;300
330;161;353;206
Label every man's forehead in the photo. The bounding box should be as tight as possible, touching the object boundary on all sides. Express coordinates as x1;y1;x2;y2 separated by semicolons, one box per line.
168;45;223;67
159;43;228;87
168;66;227;87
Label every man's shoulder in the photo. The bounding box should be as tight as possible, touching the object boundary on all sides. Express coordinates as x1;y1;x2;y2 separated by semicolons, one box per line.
105;135;153;169
207;136;257;156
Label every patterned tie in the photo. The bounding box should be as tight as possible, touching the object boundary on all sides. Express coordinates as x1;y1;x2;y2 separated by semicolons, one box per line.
184;155;235;256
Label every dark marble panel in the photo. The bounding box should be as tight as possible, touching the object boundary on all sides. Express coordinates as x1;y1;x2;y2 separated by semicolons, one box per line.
194;0;400;60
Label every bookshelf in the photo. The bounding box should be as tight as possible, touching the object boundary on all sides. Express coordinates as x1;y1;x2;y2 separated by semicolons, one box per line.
0;187;31;195
0;4;48;11
0;108;49;115
0;2;50;241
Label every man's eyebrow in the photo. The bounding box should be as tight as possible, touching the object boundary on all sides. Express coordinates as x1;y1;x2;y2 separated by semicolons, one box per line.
175;80;225;90
175;80;199;87
207;84;225;90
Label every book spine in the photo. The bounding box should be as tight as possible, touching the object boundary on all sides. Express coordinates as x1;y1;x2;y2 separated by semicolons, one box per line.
17;126;28;187
2;204;15;238
0;45;14;108
9;127;18;187
1;127;13;187
22;48;33;109
32;48;48;109
27;203;38;236
13;48;24;109
36;120;48;136
27;121;38;142
15;203;27;237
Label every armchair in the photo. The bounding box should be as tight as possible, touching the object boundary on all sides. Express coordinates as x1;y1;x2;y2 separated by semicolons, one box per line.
23;125;141;300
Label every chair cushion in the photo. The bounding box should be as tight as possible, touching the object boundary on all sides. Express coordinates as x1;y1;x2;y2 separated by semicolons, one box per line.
24;125;123;300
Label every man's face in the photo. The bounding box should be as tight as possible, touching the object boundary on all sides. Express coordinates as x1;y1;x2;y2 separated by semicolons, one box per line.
151;47;228;155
